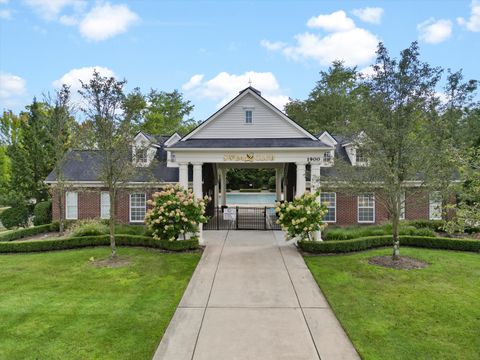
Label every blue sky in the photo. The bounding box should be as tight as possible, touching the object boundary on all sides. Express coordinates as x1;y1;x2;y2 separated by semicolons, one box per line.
1;0;479;121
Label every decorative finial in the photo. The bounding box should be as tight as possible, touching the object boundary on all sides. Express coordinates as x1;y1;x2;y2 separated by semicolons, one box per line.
248;78;252;86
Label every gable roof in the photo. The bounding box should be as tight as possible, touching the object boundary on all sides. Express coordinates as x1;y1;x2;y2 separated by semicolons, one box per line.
181;87;318;141
168;137;331;149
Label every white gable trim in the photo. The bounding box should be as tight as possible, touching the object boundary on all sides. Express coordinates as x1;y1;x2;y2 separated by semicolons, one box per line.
318;131;338;146
134;131;162;148
164;132;181;146
182;88;318;141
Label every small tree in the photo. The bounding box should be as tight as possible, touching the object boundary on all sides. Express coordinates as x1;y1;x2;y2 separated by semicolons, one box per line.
78;70;137;258
444;148;480;234
145;185;209;241
331;42;455;260
47;85;74;234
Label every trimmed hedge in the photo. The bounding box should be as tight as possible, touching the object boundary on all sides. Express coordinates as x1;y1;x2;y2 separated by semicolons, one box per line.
0;205;29;229
0;234;199;253
33;200;52;226
0;223;59;242
323;224;435;241
239;188;263;193
298;235;480;254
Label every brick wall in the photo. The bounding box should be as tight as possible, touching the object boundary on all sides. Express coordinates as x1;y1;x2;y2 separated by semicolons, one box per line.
51;186;442;226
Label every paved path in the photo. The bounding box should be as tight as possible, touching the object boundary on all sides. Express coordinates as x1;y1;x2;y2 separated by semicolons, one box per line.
153;231;360;360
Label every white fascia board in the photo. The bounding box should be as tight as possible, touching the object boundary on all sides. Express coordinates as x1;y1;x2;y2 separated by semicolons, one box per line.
164;132;182;146
45;181;177;187
169;147;332;151
318;131;338;145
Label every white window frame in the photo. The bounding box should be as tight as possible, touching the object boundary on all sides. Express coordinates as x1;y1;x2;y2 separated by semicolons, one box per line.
100;191;110;220
65;191;78;220
129;193;146;223
245;109;253;124
358;193;375;223
320;192;336;223
400;192;406;220
429;192;442;220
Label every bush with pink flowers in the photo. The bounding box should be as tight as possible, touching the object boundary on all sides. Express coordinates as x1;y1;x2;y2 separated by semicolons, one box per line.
145;185;209;241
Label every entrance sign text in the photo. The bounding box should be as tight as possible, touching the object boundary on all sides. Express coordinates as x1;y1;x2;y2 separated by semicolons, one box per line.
223;153;275;162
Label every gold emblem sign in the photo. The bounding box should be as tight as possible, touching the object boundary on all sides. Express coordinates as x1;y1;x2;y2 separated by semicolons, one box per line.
223;153;275;162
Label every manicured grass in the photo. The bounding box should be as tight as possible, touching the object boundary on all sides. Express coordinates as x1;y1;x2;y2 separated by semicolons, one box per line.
304;248;480;360
0;247;200;359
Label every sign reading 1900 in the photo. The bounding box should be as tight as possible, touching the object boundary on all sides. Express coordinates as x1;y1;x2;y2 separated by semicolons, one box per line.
307;156;322;163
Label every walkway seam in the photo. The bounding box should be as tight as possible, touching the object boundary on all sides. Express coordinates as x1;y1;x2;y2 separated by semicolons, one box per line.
277;244;322;360
189;230;229;360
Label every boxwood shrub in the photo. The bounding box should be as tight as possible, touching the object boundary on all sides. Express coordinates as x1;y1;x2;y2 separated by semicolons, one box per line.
0;222;59;242
298;235;480;254
0;234;199;253
33;200;52;226
0;205;29;229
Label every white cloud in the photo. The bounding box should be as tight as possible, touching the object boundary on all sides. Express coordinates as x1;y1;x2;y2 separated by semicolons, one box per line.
259;40;286;51
282;28;379;66
0;9;11;19
457;0;480;32
262;10;379;67
0;72;27;106
352;7;384;24
418;18;453;44
307;10;355;32
23;0;85;21
182;71;289;111
0;0;9;4
53;66;116;107
59;14;78;26
79;2;139;41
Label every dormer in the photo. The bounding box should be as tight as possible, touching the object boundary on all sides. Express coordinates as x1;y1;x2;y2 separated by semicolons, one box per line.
164;133;182;167
318;131;336;166
342;131;369;166
133;132;158;167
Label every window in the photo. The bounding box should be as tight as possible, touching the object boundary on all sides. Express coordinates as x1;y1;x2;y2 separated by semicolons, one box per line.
323;151;333;164
130;193;146;222
66;191;78;220
429;192;442;220
245;110;253;124
136;147;148;163
320;192;336;222
355;148;367;164
400;192;406;220
101;192;110;220
358;193;375;223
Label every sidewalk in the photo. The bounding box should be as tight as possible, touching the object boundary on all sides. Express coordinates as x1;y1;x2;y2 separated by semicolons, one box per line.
153;230;360;360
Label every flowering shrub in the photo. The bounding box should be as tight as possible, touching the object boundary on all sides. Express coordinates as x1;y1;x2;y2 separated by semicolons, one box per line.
145;185;209;241
275;191;329;241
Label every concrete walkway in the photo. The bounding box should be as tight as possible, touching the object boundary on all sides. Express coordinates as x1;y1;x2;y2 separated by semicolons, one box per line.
153;231;360;360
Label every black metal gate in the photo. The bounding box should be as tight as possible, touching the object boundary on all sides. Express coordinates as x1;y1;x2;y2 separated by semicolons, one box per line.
204;206;281;231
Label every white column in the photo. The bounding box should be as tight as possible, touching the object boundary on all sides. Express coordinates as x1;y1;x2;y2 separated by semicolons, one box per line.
192;163;204;245
179;163;189;190
275;168;282;202
296;163;306;197
220;169;227;206
310;164;321;193
310;163;323;241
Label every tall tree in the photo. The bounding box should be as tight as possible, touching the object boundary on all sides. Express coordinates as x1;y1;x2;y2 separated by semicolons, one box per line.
78;70;137;258
141;89;196;135
47;85;75;234
285;61;361;134
330;42;452;260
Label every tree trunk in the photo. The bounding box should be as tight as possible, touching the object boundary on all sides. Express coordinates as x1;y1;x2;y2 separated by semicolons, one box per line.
392;212;400;260
58;188;65;235
109;188;116;258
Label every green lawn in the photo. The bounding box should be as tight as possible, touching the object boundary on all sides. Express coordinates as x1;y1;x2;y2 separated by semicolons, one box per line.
305;248;480;360
0;247;200;360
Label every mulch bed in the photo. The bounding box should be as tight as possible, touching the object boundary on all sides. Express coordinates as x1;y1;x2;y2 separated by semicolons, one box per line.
368;256;429;270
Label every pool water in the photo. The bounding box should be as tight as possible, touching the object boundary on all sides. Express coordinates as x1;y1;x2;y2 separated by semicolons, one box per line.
226;193;277;205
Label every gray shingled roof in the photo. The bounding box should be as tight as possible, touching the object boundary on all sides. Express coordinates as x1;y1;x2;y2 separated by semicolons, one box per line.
45;149;179;183
168;138;331;149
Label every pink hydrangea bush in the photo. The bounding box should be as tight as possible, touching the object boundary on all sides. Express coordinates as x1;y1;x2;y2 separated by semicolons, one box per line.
275;191;329;241
145;185;209;241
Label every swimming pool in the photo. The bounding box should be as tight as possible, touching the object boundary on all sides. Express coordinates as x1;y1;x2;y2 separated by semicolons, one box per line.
225;192;277;205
